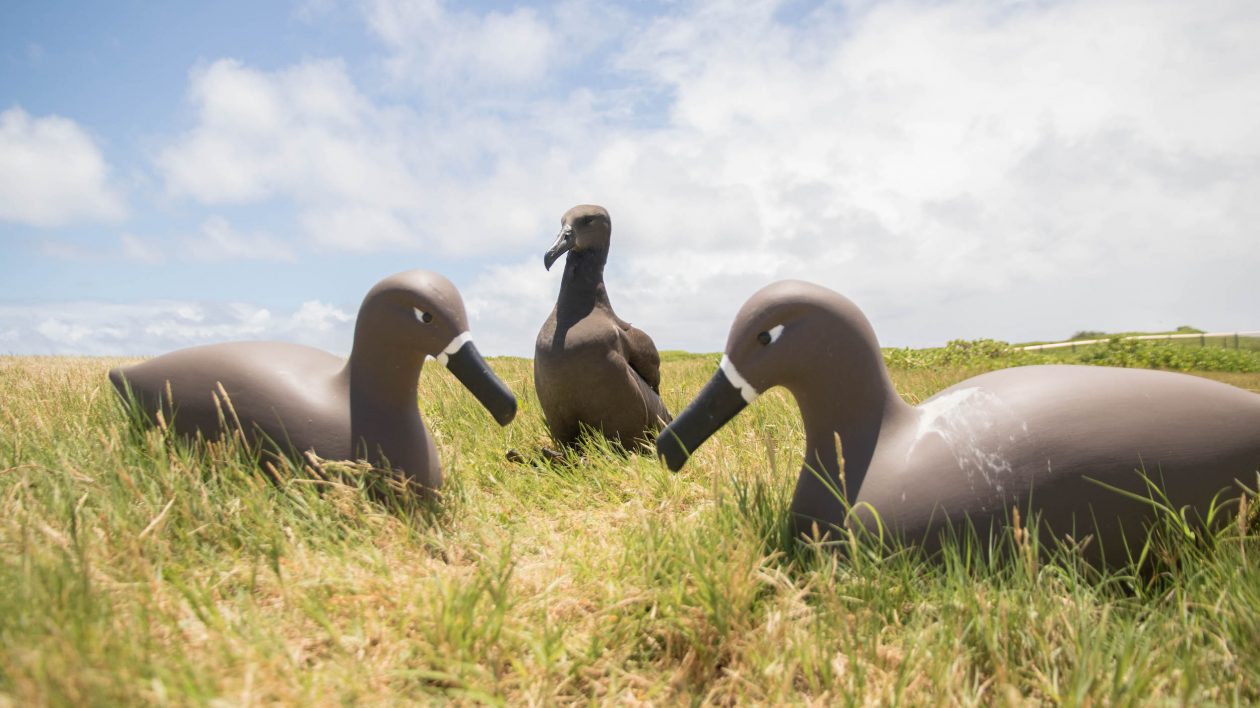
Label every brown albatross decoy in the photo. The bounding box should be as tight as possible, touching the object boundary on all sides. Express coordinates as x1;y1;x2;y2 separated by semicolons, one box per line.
534;204;671;448
658;279;1260;564
109;269;517;490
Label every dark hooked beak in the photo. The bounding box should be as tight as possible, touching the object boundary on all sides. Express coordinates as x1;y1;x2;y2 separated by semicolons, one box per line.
543;227;574;271
442;338;517;426
656;366;750;471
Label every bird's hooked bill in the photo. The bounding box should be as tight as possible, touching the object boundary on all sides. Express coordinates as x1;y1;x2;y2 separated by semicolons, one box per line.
543;227;574;270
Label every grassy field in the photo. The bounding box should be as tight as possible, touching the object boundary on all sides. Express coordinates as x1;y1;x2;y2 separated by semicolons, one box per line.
2;354;1259;704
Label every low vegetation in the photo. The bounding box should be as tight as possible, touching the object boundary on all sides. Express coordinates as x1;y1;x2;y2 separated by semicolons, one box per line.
1069;325;1204;341
885;336;1260;373
1;352;1258;703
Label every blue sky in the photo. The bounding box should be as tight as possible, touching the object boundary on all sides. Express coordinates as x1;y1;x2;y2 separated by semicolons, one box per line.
2;0;1258;357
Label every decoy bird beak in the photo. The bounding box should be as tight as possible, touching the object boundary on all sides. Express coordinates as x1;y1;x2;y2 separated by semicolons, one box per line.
656;358;755;471
439;334;518;426
543;227;575;271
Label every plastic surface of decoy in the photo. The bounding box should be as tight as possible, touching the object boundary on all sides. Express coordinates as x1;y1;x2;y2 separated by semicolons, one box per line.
110;269;517;489
658;280;1260;564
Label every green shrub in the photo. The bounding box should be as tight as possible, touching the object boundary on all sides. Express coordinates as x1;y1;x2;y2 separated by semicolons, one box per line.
884;339;1049;371
1069;337;1260;373
886;337;1260;374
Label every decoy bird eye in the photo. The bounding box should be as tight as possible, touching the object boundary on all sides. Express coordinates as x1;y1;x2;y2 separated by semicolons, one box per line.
757;324;785;346
413;307;433;324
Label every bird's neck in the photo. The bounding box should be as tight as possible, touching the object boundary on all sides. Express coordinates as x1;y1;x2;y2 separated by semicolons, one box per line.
345;336;424;411
789;345;909;506
557;249;613;319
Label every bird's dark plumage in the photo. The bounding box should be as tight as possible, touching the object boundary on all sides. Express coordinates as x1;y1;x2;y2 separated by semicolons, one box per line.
534;205;672;448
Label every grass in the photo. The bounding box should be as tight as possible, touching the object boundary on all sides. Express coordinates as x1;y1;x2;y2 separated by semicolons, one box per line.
1;354;1259;704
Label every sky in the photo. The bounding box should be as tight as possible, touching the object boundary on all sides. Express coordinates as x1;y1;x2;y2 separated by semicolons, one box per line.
1;0;1258;358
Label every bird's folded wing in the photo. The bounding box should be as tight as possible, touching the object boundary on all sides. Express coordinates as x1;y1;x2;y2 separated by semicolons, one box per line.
621;324;663;394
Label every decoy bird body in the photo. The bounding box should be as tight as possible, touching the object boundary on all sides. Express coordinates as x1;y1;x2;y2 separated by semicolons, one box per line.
110;270;517;489
535;205;671;447
659;280;1260;564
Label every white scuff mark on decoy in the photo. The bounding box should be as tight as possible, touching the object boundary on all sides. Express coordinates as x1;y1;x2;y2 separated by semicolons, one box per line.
908;387;1028;491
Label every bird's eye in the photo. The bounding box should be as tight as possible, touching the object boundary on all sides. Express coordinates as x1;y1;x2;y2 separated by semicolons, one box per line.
414;307;433;324
757;324;784;346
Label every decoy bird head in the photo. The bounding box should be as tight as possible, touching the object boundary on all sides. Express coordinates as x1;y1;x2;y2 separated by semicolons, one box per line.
718;280;865;394
658;280;879;471
356;269;517;425
359;270;471;358
544;204;611;270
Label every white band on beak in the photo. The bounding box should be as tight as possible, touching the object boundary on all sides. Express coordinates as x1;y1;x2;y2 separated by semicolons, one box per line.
436;331;472;366
719;354;759;404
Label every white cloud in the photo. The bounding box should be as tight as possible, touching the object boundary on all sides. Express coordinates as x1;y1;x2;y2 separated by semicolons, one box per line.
0;299;356;356
120;233;163;264
294;0;337;22
0;107;127;227
156;59;456;254
299;206;418;252
291;300;355;332
157;59;415;205
477;0;1260;354
153;56;582;257
363;0;634;98
38;224;289;266
185;216;295;262
366;0;558;90
462;257;558;355
148;0;1260;356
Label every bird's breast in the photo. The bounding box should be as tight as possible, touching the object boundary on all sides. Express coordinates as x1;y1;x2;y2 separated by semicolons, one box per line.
537;312;621;355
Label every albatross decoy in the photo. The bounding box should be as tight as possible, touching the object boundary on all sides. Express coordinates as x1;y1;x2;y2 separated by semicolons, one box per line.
657;280;1260;564
109;269;517;490
534;205;672;448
